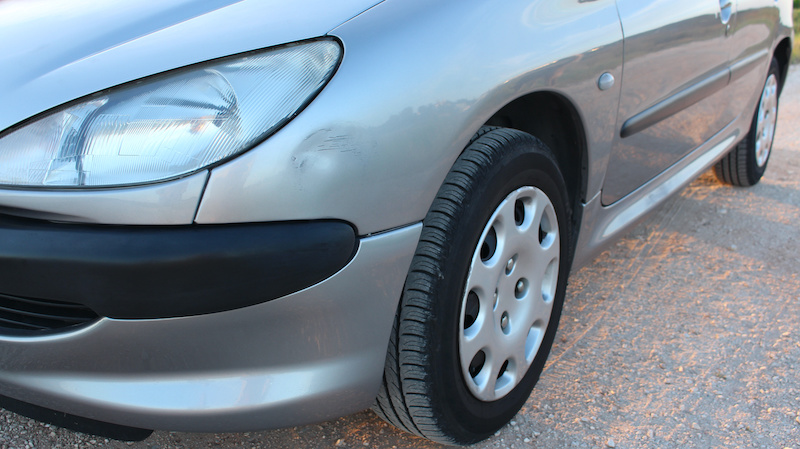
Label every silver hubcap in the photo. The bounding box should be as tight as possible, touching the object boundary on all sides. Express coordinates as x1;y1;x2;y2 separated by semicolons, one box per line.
755;73;778;168
459;186;560;401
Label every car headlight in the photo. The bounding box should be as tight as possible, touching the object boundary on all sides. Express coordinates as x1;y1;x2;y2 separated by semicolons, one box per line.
0;39;341;188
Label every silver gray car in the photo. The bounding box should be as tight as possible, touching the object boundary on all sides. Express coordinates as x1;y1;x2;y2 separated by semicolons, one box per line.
0;0;793;445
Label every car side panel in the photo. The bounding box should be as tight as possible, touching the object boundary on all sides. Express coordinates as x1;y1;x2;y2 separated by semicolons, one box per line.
601;0;734;205
571;0;792;268
727;0;784;118
196;0;624;234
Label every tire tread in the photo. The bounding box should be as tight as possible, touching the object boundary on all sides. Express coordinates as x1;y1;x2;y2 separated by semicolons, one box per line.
373;127;568;445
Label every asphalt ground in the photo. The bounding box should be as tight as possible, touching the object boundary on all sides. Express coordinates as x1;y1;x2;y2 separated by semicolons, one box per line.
1;67;798;449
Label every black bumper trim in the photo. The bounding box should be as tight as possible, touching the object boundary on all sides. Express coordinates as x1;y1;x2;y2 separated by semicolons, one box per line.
0;216;357;320
0;394;153;441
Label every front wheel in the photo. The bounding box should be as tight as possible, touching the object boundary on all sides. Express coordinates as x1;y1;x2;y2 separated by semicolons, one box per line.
373;128;572;445
714;57;781;186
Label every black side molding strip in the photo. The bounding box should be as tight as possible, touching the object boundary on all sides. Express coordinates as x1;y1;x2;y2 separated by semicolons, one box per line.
621;49;770;138
0;394;153;441
620;68;731;138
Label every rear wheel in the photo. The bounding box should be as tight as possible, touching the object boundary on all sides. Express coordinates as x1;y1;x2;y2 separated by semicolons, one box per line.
373;128;572;445
715;57;781;186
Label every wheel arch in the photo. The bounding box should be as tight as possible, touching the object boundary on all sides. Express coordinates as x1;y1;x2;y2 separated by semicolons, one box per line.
483;91;588;247
774;37;792;95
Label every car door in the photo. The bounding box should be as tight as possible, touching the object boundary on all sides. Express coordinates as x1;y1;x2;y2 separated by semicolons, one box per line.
602;0;736;205
725;0;783;117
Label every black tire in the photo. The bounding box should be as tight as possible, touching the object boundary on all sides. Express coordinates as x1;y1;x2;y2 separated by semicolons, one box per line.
714;57;781;186
373;128;572;445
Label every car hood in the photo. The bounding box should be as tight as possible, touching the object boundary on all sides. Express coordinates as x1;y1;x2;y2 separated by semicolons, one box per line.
0;0;382;132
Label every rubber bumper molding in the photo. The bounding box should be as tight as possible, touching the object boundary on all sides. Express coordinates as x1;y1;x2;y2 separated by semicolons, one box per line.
0;394;153;441
0;215;357;320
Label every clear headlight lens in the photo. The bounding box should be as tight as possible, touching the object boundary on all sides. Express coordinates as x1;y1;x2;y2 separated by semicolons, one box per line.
0;39;341;187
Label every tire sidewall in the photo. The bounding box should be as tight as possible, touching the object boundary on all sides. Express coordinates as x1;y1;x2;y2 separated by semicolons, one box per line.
419;134;570;442
745;58;781;185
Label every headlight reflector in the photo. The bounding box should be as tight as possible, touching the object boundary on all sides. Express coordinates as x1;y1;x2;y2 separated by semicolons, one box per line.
0;39;341;187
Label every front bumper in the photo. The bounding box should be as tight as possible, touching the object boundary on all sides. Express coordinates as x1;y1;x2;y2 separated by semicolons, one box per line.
0;222;420;432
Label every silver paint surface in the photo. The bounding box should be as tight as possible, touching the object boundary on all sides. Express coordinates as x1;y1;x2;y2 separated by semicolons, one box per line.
0;0;792;434
602;0;736;204
196;0;625;234
0;0;382;131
